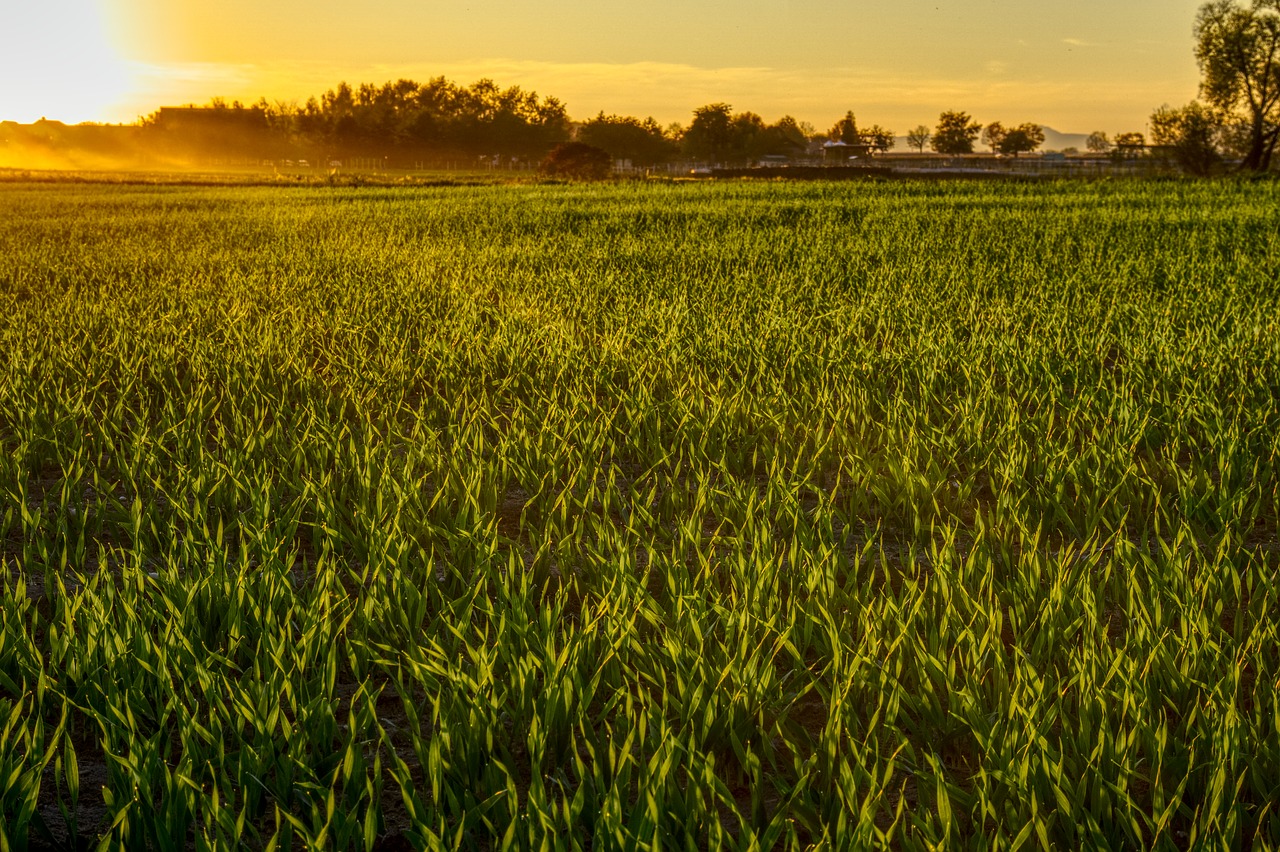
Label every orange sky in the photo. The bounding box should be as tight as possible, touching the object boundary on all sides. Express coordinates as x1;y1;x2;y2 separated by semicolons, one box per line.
4;0;1205;135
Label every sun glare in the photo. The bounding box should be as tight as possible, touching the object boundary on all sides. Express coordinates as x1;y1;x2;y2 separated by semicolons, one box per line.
1;0;133;124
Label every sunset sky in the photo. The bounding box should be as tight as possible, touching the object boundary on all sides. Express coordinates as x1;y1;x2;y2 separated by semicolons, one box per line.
5;0;1204;134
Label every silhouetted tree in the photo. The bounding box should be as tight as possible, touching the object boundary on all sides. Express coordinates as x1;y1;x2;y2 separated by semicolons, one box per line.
540;141;612;179
829;111;860;144
827;112;892;152
683;103;735;164
763;116;810;157
860;125;895;153
1085;131;1112;153
680;105;815;166
1195;0;1280;170
931;111;982;153
269;77;571;165
906;125;931;152
577;113;675;166
997;123;1045;156
1151;102;1225;174
981;121;1007;152
729;111;770;164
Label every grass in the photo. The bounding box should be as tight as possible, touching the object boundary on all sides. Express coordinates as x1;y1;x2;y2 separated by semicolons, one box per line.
1;176;1278;849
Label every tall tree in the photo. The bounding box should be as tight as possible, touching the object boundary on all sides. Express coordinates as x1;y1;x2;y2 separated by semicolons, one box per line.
829;111;860;144
728;111;770;164
931;111;982;154
1194;0;1280;170
906;125;931;152
1085;131;1112;152
683;103;735;164
577;113;675;166
981;121;1007;152
860;125;896;153
997;123;1046;157
760;116;810;157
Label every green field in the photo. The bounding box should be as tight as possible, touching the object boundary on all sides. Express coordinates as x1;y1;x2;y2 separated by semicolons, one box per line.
2;178;1279;849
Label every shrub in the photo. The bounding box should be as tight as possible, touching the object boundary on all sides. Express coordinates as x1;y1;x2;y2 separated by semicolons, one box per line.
540;142;612;179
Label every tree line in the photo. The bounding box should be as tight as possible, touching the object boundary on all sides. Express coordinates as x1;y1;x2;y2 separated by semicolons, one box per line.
144;85;1059;168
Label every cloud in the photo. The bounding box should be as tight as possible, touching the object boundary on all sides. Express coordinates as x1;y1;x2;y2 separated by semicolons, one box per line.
130;61;259;86
1062;38;1098;48
97;57;1192;135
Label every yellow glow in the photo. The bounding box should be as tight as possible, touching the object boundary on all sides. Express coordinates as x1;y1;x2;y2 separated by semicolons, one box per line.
1;0;133;123
2;0;1206;134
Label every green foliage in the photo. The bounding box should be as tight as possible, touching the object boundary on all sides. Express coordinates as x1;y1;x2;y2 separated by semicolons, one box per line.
1;178;1279;848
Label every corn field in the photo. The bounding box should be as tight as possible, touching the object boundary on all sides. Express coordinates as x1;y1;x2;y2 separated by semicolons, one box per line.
1;178;1278;849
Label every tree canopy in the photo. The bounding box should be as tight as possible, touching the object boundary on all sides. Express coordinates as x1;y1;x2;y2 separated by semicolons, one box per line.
981;122;1006;153
1086;131;1112;153
860;125;896;153
906;125;931;152
242;77;573;164
931;111;982;154
682;104;808;166
683;103;735;164
123;76;1110;171
540;141;612;179
1151;102;1225;175
829;111;860;145
1194;0;1280;170
576;113;675;167
828;112;893;153
999;124;1046;157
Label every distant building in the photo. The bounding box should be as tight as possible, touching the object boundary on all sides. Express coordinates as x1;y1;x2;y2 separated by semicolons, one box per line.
822;139;872;163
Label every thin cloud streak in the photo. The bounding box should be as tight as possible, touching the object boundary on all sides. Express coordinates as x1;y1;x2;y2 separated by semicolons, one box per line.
103;57;1196;134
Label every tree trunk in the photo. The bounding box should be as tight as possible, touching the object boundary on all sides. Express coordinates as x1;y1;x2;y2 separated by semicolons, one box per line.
1261;126;1280;171
1243;135;1265;170
1240;118;1276;171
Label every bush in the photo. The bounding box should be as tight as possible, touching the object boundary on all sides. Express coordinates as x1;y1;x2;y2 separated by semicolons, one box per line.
540;142;612;180
1151;102;1223;176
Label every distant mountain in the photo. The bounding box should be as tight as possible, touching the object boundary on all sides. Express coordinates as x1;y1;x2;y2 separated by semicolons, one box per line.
889;126;1090;153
